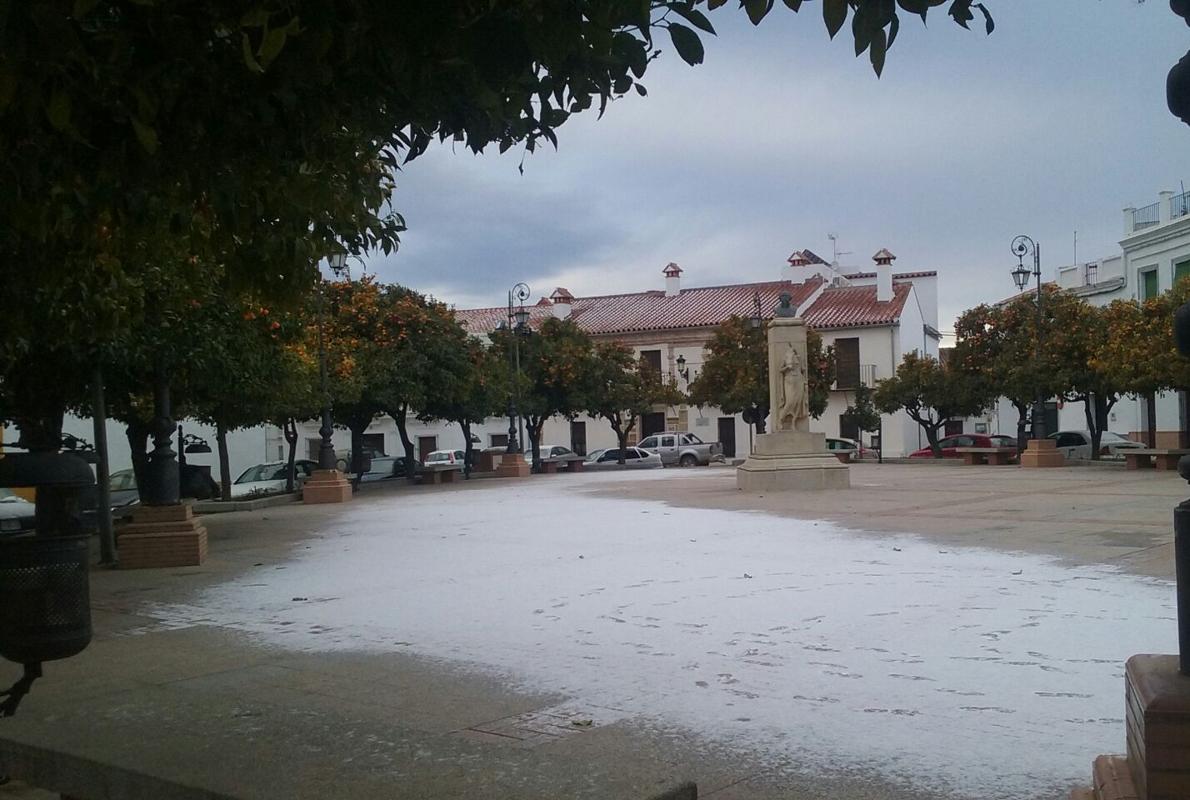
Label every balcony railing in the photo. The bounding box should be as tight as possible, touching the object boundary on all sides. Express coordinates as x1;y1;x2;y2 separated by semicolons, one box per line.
1173;192;1190;221
835;364;877;390
1134;201;1160;230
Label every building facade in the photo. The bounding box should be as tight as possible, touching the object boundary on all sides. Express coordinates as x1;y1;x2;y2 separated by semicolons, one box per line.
334;248;942;460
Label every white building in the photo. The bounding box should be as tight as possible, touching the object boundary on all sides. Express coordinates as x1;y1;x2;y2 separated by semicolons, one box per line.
979;186;1190;445
339;248;942;459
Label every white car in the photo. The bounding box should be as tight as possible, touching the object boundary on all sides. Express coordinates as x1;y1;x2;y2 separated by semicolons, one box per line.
231;460;317;498
0;489;35;536
424;449;467;471
583;446;664;470
1048;430;1145;460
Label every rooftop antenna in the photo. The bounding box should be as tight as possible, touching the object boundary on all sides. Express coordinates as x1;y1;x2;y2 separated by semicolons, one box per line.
826;233;852;267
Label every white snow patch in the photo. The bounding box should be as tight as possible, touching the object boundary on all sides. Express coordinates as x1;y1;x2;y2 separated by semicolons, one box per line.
149;472;1175;798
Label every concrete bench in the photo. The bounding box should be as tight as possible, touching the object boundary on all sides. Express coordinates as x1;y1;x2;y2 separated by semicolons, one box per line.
955;447;1017;466
539;457;585;474
419;464;459;484
1124;448;1190;471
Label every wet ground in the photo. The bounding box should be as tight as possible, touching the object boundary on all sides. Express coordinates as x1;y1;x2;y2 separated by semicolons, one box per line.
129;468;1176;799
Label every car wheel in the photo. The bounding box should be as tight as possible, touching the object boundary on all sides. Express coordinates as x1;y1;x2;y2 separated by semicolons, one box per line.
679;454;698;468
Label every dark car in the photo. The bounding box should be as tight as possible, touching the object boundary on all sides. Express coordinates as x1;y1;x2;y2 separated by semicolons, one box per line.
356;455;422;482
909;434;1017;459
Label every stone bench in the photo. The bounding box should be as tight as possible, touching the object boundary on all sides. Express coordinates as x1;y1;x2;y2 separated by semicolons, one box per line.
419;464;459;484
955;447;1016;466
1124;448;1190;471
538;457;585;474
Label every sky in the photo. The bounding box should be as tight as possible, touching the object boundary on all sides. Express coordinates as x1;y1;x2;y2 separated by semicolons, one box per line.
360;1;1189;338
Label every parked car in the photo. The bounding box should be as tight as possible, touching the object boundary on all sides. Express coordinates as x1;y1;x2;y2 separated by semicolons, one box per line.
0;489;35;537
107;468;141;511
424;449;467;471
354;455;421;482
1048;430;1145;460
825;437;875;461
636;432;723;467
583;447;664;469
524;445;578;464
231;459;318;498
908;434;1017;459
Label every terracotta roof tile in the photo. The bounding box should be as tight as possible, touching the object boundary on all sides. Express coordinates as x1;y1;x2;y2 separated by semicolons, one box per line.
802;283;911;329
842;270;937;280
456;273;914;336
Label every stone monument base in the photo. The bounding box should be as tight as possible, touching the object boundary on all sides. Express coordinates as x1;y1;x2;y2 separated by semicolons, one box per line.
1021;437;1065;468
116;503;208;569
736;430;850;491
302;469;353;504
495;452;531;478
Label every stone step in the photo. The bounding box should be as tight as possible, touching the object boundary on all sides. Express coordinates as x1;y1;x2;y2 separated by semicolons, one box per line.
1092;755;1139;800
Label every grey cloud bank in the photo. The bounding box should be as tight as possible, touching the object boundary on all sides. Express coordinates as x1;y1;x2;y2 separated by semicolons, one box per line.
367;1;1187;329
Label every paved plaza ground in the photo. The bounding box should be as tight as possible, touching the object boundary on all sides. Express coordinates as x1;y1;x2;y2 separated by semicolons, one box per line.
0;462;1182;799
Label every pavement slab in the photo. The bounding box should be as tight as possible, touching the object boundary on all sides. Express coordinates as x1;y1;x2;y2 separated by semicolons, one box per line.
0;463;1181;799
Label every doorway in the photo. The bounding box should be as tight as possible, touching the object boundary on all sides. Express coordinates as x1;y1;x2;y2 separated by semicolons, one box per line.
417;435;438;462
641;412;666;438
717;417;736;458
570;421;587;456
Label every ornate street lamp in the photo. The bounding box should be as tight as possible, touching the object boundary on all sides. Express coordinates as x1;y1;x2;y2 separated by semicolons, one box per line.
1010;235;1046;440
749;290;763;329
316;254;349;471
505;282;531;455
675;354;690;383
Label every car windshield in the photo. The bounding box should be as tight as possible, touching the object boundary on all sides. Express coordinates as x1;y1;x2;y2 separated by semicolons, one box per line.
0;488;25;503
426;452;450;462
109;469;137;491
235;464;285;483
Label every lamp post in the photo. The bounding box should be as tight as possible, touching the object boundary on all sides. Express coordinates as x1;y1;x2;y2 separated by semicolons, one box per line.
675;354;690;384
1010;235;1046;441
504;282;531;454
749;290;763;329
316;254;348;471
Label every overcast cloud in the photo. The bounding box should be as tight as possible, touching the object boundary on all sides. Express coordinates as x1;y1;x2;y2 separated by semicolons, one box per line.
363;1;1188;334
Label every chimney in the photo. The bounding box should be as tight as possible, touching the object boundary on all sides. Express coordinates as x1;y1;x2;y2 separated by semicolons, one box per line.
786;250;810;284
549;287;574;318
873;248;895;302
663;262;683;297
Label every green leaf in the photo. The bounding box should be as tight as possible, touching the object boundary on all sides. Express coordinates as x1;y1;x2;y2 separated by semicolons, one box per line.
46;90;71;131
634;83;648;97
670;4;716;34
823;0;848;39
868;28;887;76
708;0;728;9
743;0;774;26
667;23;704;66
72;0;100;18
241;33;264;73
130;116;159;154
782;0;804;11
258;27;288;69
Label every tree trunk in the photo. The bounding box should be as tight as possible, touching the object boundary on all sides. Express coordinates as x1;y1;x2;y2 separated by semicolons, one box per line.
1014;402;1029;455
1147;392;1158;448
349;421;367;489
126;420;151;501
1083;395;1101;460
393;405;417;483
526;416;544;471
461;420;473;479
611;418;629;465
923;421;943;458
216;421;231;500
283;418;298;492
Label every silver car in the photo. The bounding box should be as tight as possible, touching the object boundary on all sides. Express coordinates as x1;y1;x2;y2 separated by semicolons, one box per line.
0;489;35;537
583;447;663;469
1048;430;1145;460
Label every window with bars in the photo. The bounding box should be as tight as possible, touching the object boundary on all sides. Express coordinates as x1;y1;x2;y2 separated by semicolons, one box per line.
834;338;860;389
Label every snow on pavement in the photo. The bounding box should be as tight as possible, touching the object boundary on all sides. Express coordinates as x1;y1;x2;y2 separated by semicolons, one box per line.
149;471;1176;799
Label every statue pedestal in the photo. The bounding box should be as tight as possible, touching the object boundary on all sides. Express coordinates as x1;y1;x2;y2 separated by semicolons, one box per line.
737;430;850;491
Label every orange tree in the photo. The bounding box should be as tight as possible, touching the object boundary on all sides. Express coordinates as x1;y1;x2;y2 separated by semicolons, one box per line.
688;316;835;434
952;286;1068;452
418;337;508;478
873;352;991;457
586;342;686;465
491;317;595;471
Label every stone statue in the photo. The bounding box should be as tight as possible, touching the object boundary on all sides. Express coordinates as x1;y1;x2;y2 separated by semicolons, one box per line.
777;342;808;430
